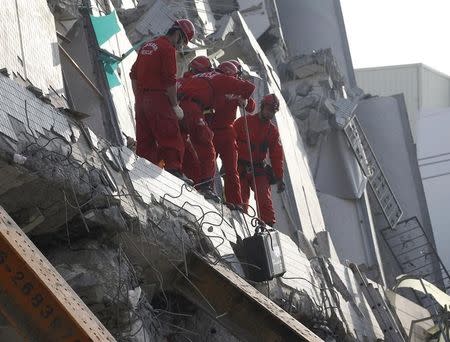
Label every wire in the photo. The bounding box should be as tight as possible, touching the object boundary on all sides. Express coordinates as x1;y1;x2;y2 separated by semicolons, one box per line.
15;92;335;340
281;276;323;291
183;0;239;11
241;105;262;220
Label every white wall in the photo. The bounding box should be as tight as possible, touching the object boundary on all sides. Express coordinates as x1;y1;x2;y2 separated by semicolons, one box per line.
0;0;64;95
356;96;430;227
277;0;356;88
355;64;420;139
318;192;374;262
417;108;450;272
356;95;435;286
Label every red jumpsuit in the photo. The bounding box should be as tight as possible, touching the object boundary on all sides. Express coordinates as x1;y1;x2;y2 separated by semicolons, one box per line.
177;71;255;185
130;36;184;171
179;71;201;183
208;97;256;205
234;113;284;225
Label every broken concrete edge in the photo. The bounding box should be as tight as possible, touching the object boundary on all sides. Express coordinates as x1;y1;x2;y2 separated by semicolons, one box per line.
0;147;222;339
0;141;209;243
1;65;68;109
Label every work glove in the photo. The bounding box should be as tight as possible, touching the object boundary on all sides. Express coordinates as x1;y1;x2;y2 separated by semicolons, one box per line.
277;179;286;193
173;105;184;120
245;98;256;113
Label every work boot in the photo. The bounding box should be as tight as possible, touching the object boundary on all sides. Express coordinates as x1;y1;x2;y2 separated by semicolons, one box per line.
196;183;221;203
166;169;194;186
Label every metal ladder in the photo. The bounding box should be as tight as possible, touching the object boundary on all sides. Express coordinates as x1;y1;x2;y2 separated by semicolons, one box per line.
381;216;450;310
349;263;407;342
344;116;403;228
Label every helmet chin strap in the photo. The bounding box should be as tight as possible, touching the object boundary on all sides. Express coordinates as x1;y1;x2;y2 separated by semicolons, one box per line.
175;31;184;50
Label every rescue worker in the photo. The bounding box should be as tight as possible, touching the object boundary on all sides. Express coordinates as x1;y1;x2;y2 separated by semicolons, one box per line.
183;55;212;78
234;94;286;226
207;60;256;210
180;56;213;183
177;61;255;201
130;19;195;182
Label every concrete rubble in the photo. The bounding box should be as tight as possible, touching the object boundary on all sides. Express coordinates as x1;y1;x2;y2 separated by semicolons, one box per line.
0;0;442;341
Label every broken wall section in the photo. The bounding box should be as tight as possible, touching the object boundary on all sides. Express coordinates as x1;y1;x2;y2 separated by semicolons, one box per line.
281;49;365;200
51;0;136;144
279;49;387;280
45;240;158;342
277;0;357;89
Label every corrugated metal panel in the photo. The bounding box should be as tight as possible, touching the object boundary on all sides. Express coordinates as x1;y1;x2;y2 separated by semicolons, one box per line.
355;65;419;138
356;64;450;141
422;66;450;110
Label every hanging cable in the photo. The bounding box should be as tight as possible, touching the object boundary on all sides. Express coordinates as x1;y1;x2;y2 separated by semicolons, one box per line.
240;104;263;229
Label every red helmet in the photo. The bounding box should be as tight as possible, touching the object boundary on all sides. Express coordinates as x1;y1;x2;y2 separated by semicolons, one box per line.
189;56;212;73
217;61;238;76
262;94;280;111
229;60;243;76
173;19;195;44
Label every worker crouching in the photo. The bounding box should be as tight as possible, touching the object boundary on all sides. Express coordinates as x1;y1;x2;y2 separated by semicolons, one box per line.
234;94;286;226
180;56;213;184
177;61;255;202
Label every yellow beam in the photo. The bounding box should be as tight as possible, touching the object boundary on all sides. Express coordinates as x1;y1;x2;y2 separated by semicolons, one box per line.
0;206;116;341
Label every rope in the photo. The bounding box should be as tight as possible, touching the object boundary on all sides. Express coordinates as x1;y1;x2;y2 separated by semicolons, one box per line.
241;105;262;227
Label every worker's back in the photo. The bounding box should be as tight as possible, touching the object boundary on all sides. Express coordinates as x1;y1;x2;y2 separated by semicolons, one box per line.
131;36;176;91
178;71;255;108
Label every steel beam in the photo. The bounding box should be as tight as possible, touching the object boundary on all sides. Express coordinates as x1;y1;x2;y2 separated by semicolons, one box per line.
0;206;116;341
175;253;323;342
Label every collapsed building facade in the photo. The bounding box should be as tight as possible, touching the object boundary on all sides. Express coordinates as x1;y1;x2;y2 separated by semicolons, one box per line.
0;0;448;341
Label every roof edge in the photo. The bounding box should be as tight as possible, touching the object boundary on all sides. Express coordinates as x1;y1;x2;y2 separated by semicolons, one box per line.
356;63;450;80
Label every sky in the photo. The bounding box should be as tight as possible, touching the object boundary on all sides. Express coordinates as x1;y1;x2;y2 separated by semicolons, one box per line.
340;0;450;75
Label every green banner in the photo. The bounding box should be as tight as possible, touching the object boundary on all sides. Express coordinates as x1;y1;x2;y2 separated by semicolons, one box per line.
90;10;121;46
